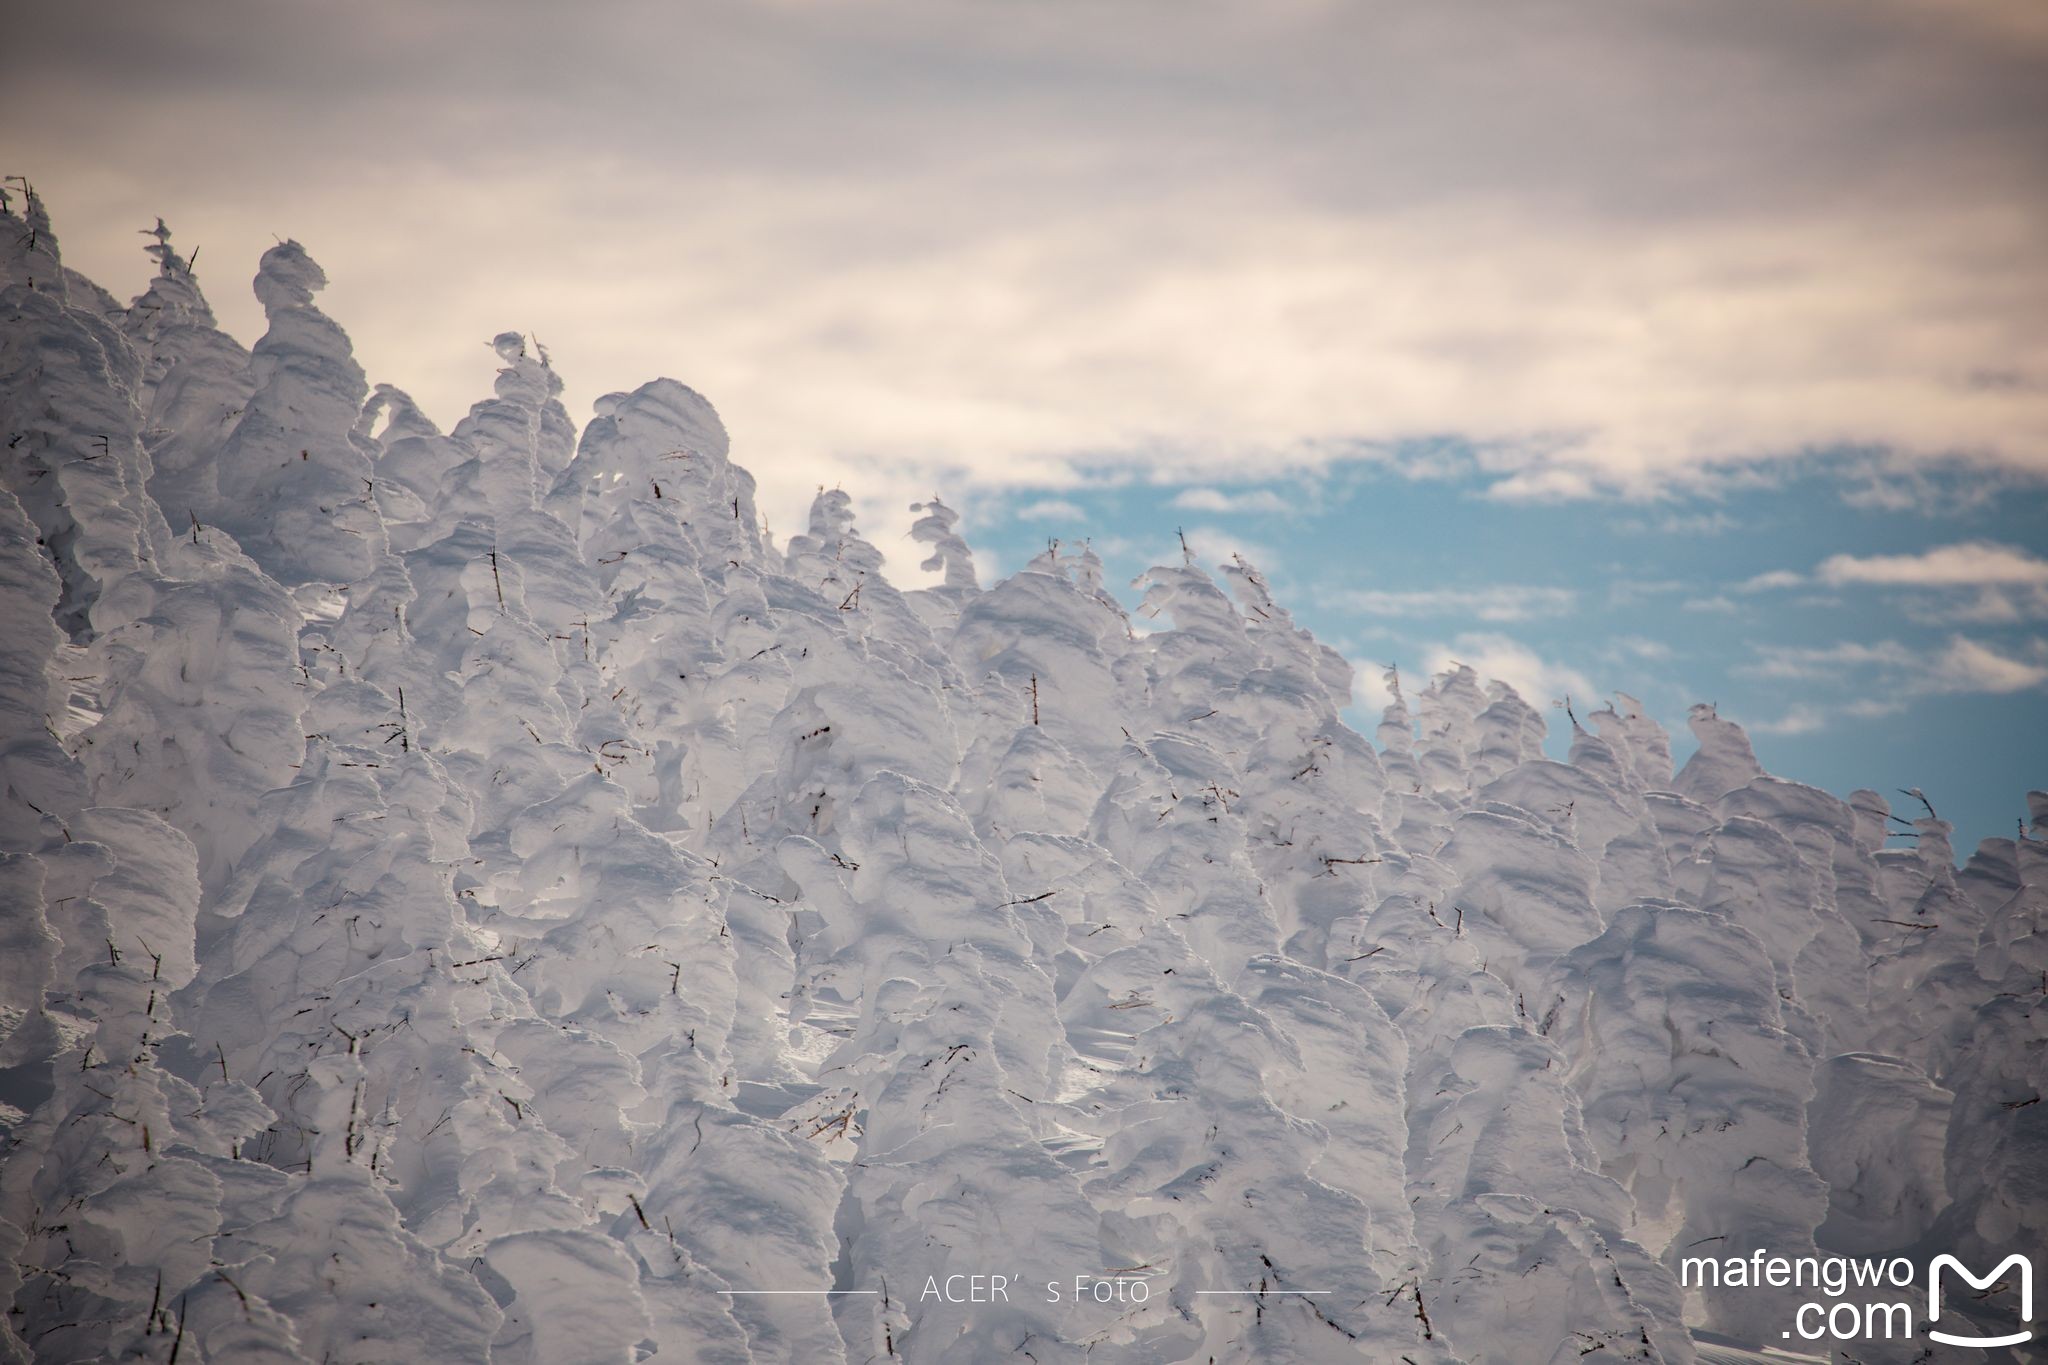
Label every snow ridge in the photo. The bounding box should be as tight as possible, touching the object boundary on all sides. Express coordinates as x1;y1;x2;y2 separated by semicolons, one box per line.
1;192;2042;1363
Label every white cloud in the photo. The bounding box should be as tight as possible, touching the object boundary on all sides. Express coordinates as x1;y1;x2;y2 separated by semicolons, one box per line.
1169;487;1291;514
1742;635;2048;695
1815;541;2048;588
1422;632;1600;709
1750;697;1906;735
1016;498;1086;521
1614;509;1738;536
1738;541;2048;623
1741;640;1920;681
1483;467;1601;503
1929;635;2048;693
1901;583;2048;624
1839;466;2006;515
1682;595;1740;613
1348;659;1398;714
1610;636;1674;662
1330;585;1576;623
1749;702;1832;736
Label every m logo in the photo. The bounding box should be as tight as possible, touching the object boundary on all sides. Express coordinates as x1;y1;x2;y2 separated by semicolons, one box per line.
1928;1253;2034;1349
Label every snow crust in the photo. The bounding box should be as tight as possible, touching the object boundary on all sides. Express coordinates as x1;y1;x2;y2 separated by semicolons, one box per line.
1;191;2043;1363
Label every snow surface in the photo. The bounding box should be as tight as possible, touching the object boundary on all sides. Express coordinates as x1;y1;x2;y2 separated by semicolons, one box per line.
1;190;2043;1363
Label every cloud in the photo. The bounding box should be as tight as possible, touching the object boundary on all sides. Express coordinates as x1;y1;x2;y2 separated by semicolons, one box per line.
1016;498;1086;521
1609;636;1674;662
1901;584;2048;624
1682;595;1740;613
1348;660;1397;714
1749;702;1832;736
1614;510;1737;536
1750;697;1906;735
1329;585;1576;623
1740;541;2048;621
1169;487;1291;514
1483;467;1602;503
1742;640;1922;681
1930;635;2048;693
1815;540;2048;588
1742;635;2048;695
1422;632;1600;708
11;0;2048;557
1838;464;2009;515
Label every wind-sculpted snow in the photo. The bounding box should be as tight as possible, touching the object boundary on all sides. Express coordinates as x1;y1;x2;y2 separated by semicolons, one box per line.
1;190;2043;1363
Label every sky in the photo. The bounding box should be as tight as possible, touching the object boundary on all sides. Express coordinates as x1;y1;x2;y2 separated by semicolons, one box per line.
7;0;2045;852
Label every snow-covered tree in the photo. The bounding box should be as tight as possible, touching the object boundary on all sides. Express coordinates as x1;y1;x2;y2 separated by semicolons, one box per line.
3;193;2042;1365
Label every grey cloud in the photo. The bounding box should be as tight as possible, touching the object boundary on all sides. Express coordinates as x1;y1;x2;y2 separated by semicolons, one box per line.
20;0;2044;204
9;0;2048;538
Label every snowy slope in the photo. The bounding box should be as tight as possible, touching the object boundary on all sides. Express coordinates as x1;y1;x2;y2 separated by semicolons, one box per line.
1;189;2043;1364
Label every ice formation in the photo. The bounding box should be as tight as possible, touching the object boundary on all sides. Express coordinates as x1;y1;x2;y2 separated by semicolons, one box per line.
1;190;2042;1363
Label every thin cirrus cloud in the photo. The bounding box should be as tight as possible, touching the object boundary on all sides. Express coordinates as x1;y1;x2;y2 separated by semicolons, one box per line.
7;0;2048;546
1169;488;1293;515
1015;499;1088;522
1331;585;1578;623
1739;541;2048;620
1613;510;1739;537
1751;698;1907;736
1742;635;2048;695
